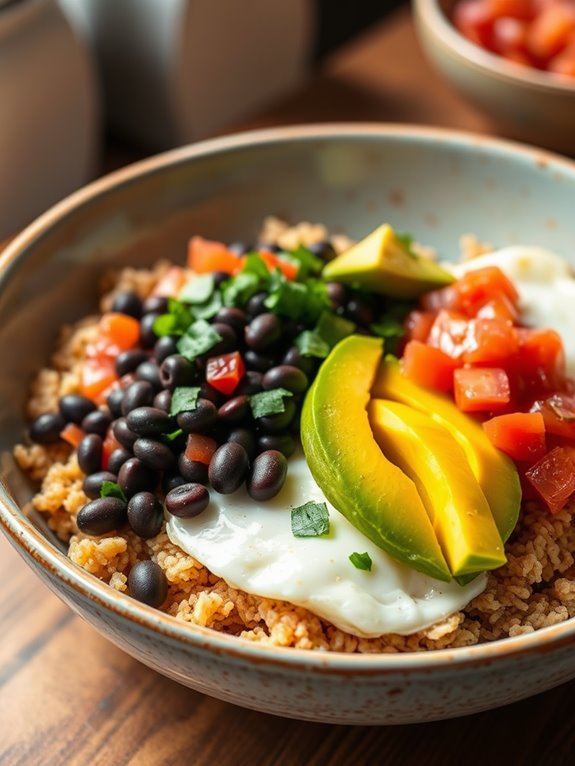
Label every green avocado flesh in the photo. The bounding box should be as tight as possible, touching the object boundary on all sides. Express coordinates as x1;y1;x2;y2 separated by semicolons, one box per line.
372;356;521;544
322;224;455;298
301;335;451;582
369;400;506;577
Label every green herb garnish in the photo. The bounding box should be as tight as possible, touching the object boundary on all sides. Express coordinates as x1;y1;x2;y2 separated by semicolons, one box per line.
291;501;330;538
249;388;293;419
178;273;214;305
370;317;405;340
222;271;262;308
192;290;223;320
177;319;222;361
153;299;193;337
294;329;330;359
169;386;201;416
282;245;323;279
163;428;184;442
316;311;356;348
349;552;373;571
100;481;127;502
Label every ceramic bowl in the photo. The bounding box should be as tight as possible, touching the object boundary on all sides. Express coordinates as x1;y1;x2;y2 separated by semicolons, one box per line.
413;0;575;155
3;125;575;725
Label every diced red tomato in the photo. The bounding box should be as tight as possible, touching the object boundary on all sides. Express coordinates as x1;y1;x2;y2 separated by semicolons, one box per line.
80;358;118;402
463;317;519;364
531;393;575;439
60;423;85;448
486;0;535;20
515;327;566;396
184;433;218;464
548;37;575;75
526;2;575;60
96;313;140;356
152;266;187;298
453;266;520;316
525;445;575;513
258;250;299;281
401;340;459;393
421;284;459;313
492;16;530;56
403;310;436;343
475;293;520;323
187;236;243;276
454;0;497;48
483;411;546;461
454;366;512;412
206;351;246;395
101;427;122;470
427;309;470;359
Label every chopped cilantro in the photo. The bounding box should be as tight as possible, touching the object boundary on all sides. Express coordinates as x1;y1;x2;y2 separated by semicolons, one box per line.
249;388;293;419
100;481;127;502
349;552;373;571
264;276;309;319
370;317;405;340
192;290;223;320
243;252;272;279
178;274;215;305
282;245;323;279
169;386;201;416
177;319;222;361
291;501;330;538
222;271;262;308
153;299;193;337
294;329;330;359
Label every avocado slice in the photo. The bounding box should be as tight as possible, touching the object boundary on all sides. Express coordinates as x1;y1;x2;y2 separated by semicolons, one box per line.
301;335;451;582
369;400;506;577
372;356;521;543
322;224;454;298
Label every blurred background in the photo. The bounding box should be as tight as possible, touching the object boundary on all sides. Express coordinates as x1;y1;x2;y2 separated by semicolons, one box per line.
0;0;403;239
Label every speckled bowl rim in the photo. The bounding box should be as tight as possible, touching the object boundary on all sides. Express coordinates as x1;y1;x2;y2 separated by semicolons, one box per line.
415;0;575;96
3;123;575;675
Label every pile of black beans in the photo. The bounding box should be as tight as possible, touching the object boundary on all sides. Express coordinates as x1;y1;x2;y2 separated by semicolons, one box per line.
28;241;381;605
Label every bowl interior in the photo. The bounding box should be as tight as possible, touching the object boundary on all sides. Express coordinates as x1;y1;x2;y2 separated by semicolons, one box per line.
2;124;575;632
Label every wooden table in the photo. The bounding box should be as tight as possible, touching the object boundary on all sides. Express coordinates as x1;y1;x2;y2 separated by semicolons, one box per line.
2;8;575;765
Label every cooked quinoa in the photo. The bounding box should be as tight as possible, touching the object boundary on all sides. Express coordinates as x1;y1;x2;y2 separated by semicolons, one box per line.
14;219;575;652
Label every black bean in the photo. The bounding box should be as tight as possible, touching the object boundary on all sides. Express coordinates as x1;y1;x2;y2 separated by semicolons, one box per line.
127;492;164;539
108;447;132;475
115;349;149;377
142;295;168;315
82;471;118;500
234;370;263;396
178;454;209;484
106;387;125;418
136;360;163;391
165;483;210;518
257;399;297;434
81;409;113;437
199;382;223;406
77;497;127;535
154;335;179;364
112;417;139;449
210;323;237;355
282;346;315;377
176;398;218;433
153;389;172;412
159;354;196;390
214;307;248;335
127;560;168;607
133;438;175;470
346;296;376;326
262;365;308;394
227;428;256;461
162;472;188;493
245;313;282;351
325;281;348;309
217;395;250;424
208;442;249;494
29;412;66;444
139;313;160;349
244;350;275;373
111;290;142;319
126;406;173;437
118;457;158;497
77;434;103;475
308;240;336;261
257;433;296;458
59;394;96;425
121;380;155;416
248;450;288;501
246;292;269;317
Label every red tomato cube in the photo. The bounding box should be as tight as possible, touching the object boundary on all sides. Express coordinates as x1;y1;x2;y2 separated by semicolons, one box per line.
463;317;519;364
206;352;245;395
454;366;511;412
427;309;470;359
401;340;459;393
483;411;546;461
525;445;575;513
184;433;218;465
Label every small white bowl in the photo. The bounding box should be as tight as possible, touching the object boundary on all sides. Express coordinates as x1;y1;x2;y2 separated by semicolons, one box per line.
3;125;575;725
414;0;575;155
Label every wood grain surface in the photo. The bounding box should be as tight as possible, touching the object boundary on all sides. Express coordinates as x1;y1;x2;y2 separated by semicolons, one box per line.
2;8;575;765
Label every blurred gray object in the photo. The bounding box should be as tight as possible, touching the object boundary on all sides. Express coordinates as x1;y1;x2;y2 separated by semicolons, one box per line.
59;0;314;149
0;0;99;239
